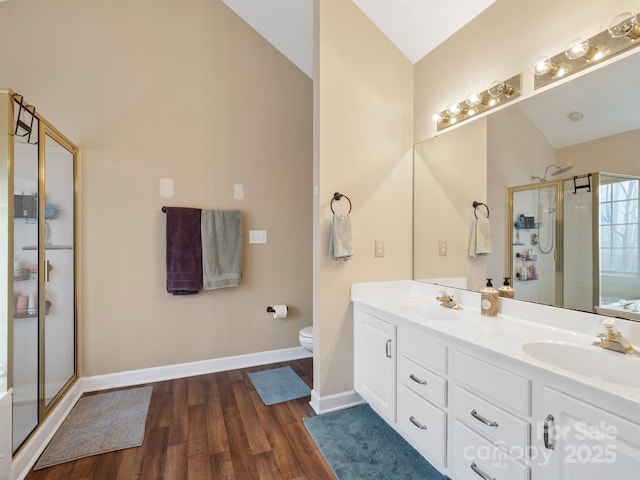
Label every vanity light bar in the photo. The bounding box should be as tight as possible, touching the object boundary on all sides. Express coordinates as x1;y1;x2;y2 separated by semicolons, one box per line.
534;11;640;90
433;74;522;132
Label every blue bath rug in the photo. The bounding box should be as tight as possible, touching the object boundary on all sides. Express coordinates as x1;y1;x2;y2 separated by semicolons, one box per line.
303;404;447;480
248;366;311;406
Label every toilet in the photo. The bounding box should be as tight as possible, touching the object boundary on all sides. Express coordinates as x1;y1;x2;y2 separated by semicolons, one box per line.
299;326;313;353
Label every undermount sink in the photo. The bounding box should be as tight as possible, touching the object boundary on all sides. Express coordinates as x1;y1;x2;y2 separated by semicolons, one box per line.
521;340;640;388
396;301;461;320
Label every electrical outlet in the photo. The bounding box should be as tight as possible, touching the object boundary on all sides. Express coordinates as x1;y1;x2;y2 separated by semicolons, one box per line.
438;240;447;256
375;240;385;257
249;230;267;244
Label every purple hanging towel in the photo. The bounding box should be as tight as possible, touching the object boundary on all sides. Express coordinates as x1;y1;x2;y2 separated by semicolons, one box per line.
165;207;203;295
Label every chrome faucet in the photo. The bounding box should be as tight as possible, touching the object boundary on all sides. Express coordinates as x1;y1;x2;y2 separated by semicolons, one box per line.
436;291;460;310
593;319;640;356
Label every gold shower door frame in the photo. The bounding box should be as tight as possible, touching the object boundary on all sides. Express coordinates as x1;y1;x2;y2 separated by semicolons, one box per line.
0;88;79;454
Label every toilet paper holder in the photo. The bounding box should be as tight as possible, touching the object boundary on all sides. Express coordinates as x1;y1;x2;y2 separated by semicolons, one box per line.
266;306;287;313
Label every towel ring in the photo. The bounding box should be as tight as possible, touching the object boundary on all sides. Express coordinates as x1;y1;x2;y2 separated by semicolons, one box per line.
331;192;352;214
472;201;489;219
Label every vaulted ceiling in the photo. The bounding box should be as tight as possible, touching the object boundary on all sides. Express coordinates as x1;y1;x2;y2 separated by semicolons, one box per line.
221;0;496;78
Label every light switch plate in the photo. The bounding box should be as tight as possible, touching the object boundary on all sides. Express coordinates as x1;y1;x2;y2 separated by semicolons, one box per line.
438;240;447;256
249;230;267;244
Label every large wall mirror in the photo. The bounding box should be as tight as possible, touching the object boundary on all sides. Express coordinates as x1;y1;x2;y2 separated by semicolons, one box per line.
414;49;640;319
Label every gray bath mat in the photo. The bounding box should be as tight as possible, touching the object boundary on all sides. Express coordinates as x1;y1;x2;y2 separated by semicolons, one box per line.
34;386;153;469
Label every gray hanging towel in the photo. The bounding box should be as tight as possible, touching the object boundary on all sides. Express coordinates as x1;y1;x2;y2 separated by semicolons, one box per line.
201;209;243;290
329;213;353;260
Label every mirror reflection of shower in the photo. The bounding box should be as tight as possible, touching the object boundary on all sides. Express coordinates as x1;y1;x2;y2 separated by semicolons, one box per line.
531;163;574;182
538;191;556;255
510;182;559;306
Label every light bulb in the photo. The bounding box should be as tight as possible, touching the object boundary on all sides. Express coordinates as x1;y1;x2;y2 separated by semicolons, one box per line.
608;12;640;39
565;38;591;60
467;108;477;116
564;38;609;62
488;81;515;98
534;57;553;75
465;92;481;107
488;98;498;107
432;112;443;123
447;103;461;115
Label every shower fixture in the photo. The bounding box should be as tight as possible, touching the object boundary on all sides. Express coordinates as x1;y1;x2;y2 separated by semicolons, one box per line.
531;164;574;182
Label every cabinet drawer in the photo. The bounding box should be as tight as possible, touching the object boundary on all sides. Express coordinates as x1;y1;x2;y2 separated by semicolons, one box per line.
397;384;447;468
398;355;447;407
398;327;447;373
453;350;531;415
452;385;529;458
452;419;530;480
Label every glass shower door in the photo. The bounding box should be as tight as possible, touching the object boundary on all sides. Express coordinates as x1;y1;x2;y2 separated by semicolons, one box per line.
12;138;40;451
43;133;75;408
10;93;78;453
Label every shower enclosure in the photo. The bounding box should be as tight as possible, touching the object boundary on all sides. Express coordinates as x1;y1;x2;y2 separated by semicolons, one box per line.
0;89;78;453
508;172;639;315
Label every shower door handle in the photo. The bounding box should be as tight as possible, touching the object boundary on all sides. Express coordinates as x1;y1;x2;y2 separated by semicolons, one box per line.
45;260;52;282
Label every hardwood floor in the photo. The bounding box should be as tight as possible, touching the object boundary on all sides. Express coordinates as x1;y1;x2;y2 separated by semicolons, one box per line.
25;358;335;480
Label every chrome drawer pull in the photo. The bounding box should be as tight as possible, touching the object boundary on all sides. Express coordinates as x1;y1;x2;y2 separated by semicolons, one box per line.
471;462;495;480
385;339;392;358
409;416;427;430
409;373;428;385
471;409;499;427
543;414;555;450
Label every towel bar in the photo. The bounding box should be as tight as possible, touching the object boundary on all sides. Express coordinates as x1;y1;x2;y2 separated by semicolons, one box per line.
472;201;489;219
331;192;352;214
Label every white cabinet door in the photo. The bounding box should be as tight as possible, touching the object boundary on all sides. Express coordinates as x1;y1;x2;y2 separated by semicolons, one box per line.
538;387;640;479
354;310;396;422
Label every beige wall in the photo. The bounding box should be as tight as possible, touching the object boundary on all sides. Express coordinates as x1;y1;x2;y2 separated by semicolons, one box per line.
314;0;414;396
0;0;313;375
414;118;488;291
557;128;640;176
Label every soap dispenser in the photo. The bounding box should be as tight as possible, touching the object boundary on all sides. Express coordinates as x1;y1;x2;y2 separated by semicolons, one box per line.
498;277;515;299
480;278;498;316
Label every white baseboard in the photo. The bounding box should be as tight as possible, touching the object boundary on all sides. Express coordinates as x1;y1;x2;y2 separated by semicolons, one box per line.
81;346;312;392
11;346;312;479
309;389;364;415
11;382;83;480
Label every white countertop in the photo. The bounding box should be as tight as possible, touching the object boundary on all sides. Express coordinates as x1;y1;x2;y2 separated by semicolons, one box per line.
352;280;640;406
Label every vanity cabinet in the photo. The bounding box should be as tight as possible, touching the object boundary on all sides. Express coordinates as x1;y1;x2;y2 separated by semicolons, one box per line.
450;350;532;480
538;387;640;479
396;327;448;469
352;296;640;479
353;310;396;422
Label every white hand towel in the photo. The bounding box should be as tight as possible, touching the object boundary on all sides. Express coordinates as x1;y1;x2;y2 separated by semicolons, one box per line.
469;218;492;257
329;213;353;260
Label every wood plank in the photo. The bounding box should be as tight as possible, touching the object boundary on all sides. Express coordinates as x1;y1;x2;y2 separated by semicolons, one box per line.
24;358;335;480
